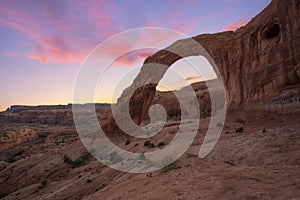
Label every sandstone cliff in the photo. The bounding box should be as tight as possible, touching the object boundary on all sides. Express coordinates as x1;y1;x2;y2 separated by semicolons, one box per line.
106;0;300;131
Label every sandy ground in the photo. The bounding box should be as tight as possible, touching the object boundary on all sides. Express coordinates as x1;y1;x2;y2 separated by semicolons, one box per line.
0;109;299;200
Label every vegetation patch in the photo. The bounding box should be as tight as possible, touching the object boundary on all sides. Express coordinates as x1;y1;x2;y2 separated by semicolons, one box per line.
63;155;86;168
162;163;179;173
86;179;92;183
125;139;130;146
144;141;151;146
38;179;48;189
217;122;223;127
109;151;123;164
139;153;146;160
235;127;244;133
144;141;155;148
161;156;180;172
158;142;165;149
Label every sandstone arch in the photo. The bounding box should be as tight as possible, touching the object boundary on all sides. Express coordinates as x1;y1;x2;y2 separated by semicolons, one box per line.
106;0;300;133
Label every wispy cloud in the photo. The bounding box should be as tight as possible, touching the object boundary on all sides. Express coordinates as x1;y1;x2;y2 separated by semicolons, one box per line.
0;1;116;64
185;75;203;82
223;17;249;31
1;51;17;57
27;54;48;62
112;49;156;67
0;1;201;65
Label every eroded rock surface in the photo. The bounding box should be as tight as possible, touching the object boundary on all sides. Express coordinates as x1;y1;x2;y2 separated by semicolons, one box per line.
107;0;300;132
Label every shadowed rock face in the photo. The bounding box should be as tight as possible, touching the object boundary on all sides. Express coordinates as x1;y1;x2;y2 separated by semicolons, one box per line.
105;0;300;132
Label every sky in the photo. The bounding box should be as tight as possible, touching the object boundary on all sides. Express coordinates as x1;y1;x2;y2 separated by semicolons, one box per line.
0;0;271;111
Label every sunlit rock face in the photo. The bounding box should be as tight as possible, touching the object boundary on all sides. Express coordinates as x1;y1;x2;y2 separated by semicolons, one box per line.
193;0;300;108
104;0;300;134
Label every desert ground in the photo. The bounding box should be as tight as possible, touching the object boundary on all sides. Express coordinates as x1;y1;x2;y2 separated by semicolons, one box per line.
0;106;299;199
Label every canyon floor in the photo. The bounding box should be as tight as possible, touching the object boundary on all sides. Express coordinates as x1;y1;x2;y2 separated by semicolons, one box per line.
0;108;299;200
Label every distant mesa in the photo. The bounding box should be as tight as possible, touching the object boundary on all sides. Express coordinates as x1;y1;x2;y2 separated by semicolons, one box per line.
5;103;110;113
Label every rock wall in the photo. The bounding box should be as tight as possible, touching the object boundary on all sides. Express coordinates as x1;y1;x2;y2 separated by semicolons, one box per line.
107;0;300;131
0;128;38;152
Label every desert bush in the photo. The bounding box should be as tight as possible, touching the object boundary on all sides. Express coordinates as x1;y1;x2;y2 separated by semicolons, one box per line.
139;153;146;160
63;155;71;163
160;156;179;172
162;163;179;172
89;148;95;154
63;155;86;168
148;143;155;148
235;127;244;133
144;141;155;148
144;141;151;146
41;179;47;186
38;179;48;189
109;151;123;164
217;122;223;127
7;157;14;163
125;139;130;146
86;179;92;183
158;142;165;148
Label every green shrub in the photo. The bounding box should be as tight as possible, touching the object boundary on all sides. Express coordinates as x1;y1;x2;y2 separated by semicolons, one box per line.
235;127;244;133
41;179;47;186
63;155;86;168
109;151;123;164
64;155;71;163
38;179;48;189
158;142;165;149
8;157;14;163
162;163;179;172
144;141;151;146
71;160;85;168
86;179;92;183
217;122;223;127
148;143;155;148
125;139;130;146
161;156;173;166
144;141;155;148
89;148;96;154
139;153;146;160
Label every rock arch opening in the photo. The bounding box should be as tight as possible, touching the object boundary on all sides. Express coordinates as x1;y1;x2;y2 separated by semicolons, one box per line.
112;37;227;128
151;56;221;121
156;56;218;92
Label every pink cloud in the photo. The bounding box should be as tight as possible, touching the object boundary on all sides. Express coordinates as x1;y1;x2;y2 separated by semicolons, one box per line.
0;1;199;66
77;1;117;38
1;52;17;57
185;75;203;82
112;49;156;67
0;1;115;64
27;54;48;62
0;17;85;64
0;18;40;42
147;8;198;34
223;17;250;31
0;12;84;63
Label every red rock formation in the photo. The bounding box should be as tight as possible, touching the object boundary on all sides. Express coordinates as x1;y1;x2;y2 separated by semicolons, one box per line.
106;0;300;133
0;128;38;151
